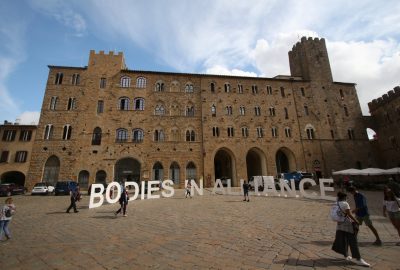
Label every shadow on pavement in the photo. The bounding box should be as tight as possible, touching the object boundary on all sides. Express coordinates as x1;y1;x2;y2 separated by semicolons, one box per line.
224;200;248;203
274;258;350;267
46;211;68;215
92;215;117;219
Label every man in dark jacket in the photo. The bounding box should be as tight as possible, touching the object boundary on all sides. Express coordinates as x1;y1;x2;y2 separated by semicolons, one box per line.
243;181;250;202
115;187;129;217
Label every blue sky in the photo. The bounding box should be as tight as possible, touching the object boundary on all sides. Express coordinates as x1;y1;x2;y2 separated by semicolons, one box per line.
1;0;399;125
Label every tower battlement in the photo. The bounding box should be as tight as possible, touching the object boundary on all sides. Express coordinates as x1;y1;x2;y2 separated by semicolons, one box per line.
88;50;127;74
368;86;400;112
288;36;333;82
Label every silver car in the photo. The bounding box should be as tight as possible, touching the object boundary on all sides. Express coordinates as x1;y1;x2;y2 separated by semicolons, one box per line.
31;182;55;195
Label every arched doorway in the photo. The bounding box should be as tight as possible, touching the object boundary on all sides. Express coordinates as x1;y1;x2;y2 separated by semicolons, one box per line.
95;170;107;184
78;170;89;189
214;148;236;186
1;171;25;186
115;158;141;184
186;161;197;182
246;148;267;180
169;162;180;185
275;148;296;174
42;155;60;186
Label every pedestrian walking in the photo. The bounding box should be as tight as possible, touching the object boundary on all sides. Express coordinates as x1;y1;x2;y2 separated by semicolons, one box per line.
347;186;382;245
383;187;400;246
66;184;79;213
115;187;129;217
243;181;250;202
0;198;16;241
332;191;370;267
185;181;191;198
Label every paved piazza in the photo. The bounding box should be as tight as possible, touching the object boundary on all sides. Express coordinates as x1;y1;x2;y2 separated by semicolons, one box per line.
0;188;399;269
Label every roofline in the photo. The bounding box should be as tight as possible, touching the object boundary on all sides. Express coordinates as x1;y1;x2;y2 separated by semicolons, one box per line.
333;81;356;86
48;65;87;70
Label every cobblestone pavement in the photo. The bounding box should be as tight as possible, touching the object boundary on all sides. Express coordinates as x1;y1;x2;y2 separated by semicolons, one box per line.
0;187;399;270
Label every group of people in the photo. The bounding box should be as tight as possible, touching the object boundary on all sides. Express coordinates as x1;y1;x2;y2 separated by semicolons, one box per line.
331;186;400;267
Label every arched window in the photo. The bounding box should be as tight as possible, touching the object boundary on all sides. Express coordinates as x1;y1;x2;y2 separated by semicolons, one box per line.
238;84;243;94
271;127;278;138
44;124;53;140
171;127;180;141
266;85;272;95
155;82;165;92
116;128;128;142
256;126;263;138
226;106;233;115
285;127;291;138
304;105;309;116
169;162;180;185
50;96;58;110
224;83;231;93
55;72;63;85
72;73;80;85
186;162;196;181
155;105;165;115
269;107;276;116
254;106;261;116
119;97;130;110
136;77;146;88
211;105;216;116
152;162;164;181
305;125;315;140
186;130;195;142
186;106;194;117
210;82;215;93
344;105;349;116
252;85;258;94
62;125;72;140
212;127;220;137
239;106;246;116
120;76;131;88
154;129;165;142
185;83;194;93
133;129;144;143
92;127;102;145
134;98;145;110
241;126;249;137
67;97;76;110
42;155;60;185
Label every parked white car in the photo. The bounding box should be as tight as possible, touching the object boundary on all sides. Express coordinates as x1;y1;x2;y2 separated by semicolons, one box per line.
31;182;55;195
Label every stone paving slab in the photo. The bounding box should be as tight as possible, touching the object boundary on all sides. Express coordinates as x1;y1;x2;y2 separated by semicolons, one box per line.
0;188;399;269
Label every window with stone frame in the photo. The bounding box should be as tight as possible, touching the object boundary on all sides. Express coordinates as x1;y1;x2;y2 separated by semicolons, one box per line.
226;106;233;115
212;127;220;137
2;130;16;141
92;127;102;145
280;87;285;97
154;129;165;142
269;107;276;116
136;77;147;88
306;127;315;140
15;151;28;163
0;151;10;163
252;85;258;94
44;124;53;140
210;82;215;93
133;129;144;143
155;105;166;115
119;97;130;110
134;98;145;110
300;87;305;97
186;130;195;142
347;128;355;140
344;105;349;117
304;105;309;116
120;76;131;88
97;100;104;114
62;125;72;140
254;106;261;116
271;127;278;138
185;83;194;93
256;126;263;138
19;130;32;141
116;128;128;142
224;83;231;93
284;108;289;119
100;78;107;88
227;127;234;137
71;73;80;85
186;106;195;117
155;82;165;92
239;106;245;116
238;84;243;94
55;72;63;85
241;126;249;137
211;105;216;117
67;97;76;110
284;127;291;138
266;85;272;95
50;96;58;110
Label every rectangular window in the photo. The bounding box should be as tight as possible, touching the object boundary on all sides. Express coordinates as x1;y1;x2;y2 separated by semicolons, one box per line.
280;87;285;97
19;130;32;141
0;151;9;163
252;85;258;94
97;100;104;114
241;127;249;137
256;127;263;138
55;72;63;85
100;78;107;88
2;130;16;141
271;127;278;138
304;106;309;116
227;127;234;137
50;96;58;110
15;151;28;163
212;127;220;137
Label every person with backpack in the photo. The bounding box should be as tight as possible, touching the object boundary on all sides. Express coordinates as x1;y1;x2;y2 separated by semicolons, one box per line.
0;197;16;241
243;180;250;202
383;187;400;246
347;186;382;246
331;191;370;267
115;187;129;217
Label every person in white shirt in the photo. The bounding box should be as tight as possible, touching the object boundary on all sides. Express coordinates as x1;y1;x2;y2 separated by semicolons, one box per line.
0;197;16;241
331;191;370;267
383;187;400;246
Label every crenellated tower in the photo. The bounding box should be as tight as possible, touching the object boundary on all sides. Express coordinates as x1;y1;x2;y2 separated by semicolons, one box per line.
288;37;333;82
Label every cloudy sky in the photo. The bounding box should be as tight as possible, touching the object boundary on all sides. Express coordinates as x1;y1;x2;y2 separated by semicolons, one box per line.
1;0;399;125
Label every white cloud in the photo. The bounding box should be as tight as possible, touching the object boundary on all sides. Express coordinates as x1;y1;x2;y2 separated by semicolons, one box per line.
29;0;87;36
205;65;257;77
16;111;40;125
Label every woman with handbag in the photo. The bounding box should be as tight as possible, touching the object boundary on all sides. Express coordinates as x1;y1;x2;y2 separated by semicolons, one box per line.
383;187;400;246
332;191;370;267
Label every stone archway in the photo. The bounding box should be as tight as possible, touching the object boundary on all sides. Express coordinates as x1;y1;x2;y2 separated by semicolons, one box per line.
1;171;25;186
214;148;237;186
275;148;296;174
246;148;267;180
42;155;60;186
78;170;90;189
95;170;107;184
115;157;141;184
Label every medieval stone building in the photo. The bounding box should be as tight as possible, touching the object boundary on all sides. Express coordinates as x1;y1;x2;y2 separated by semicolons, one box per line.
22;37;375;189
367;87;400;168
